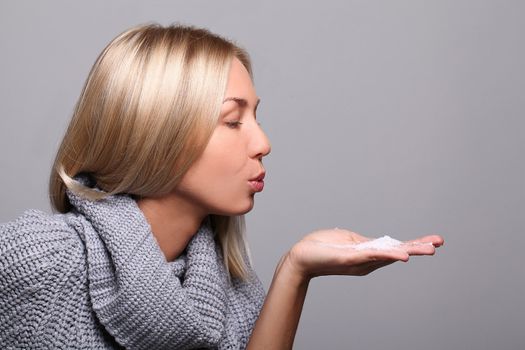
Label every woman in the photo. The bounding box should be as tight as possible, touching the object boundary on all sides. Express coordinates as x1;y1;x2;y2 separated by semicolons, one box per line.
0;23;443;349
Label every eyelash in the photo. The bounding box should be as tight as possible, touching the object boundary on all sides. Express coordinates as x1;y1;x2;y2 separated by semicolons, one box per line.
226;121;243;129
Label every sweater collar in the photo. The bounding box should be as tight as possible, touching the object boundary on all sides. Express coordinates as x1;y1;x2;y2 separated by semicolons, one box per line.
66;174;232;349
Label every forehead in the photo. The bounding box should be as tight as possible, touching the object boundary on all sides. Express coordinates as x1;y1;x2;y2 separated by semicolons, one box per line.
224;57;257;99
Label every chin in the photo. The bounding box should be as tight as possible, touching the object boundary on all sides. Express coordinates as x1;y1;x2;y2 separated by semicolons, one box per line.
239;205;255;215
233;202;255;215
216;198;255;216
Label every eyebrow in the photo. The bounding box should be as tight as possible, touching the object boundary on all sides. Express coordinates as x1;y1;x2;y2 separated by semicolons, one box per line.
223;97;260;110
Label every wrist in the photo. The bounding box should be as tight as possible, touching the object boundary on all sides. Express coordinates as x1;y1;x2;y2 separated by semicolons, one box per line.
274;252;311;288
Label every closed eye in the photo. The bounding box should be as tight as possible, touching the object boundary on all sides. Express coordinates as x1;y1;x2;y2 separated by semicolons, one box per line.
226;121;243;129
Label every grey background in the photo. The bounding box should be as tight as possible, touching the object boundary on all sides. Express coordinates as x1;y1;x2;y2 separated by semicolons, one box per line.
1;0;523;349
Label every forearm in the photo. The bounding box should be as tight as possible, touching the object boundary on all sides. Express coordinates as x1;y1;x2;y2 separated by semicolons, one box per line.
247;255;310;350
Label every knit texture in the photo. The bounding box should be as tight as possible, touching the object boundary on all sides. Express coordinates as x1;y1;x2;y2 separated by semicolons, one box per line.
0;176;265;349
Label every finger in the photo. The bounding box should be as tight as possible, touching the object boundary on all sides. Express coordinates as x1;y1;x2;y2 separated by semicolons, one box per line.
334;229;371;243
401;242;436;256
330;259;398;277
354;260;400;276
404;234;444;248
364;260;399;271
350;249;410;264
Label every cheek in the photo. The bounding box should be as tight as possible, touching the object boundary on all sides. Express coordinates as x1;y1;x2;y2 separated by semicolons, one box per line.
175;132;252;214
179;157;254;215
208;152;245;180
204;132;247;178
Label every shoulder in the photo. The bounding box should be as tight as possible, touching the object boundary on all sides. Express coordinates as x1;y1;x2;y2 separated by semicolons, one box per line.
1;209;86;263
0;209;88;304
0;210;112;348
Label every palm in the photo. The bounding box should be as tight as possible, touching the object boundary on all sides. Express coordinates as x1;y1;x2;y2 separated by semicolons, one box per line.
287;228;443;279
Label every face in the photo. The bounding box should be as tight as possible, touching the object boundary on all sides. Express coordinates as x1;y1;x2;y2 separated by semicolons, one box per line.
172;57;272;216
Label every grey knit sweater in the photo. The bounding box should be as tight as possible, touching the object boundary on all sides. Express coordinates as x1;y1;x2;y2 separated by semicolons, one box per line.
0;177;265;349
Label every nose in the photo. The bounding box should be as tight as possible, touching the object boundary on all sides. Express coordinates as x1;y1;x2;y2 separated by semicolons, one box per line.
250;123;271;160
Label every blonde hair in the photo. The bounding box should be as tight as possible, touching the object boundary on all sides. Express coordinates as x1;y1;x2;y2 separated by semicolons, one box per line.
49;23;254;280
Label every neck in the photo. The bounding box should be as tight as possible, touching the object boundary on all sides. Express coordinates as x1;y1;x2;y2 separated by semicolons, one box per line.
136;194;207;261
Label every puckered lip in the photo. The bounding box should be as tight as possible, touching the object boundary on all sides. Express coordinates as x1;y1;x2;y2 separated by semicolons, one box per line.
249;172;266;182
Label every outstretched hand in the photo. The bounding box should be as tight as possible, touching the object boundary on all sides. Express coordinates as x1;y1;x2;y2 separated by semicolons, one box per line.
247;229;443;349
283;228;444;280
